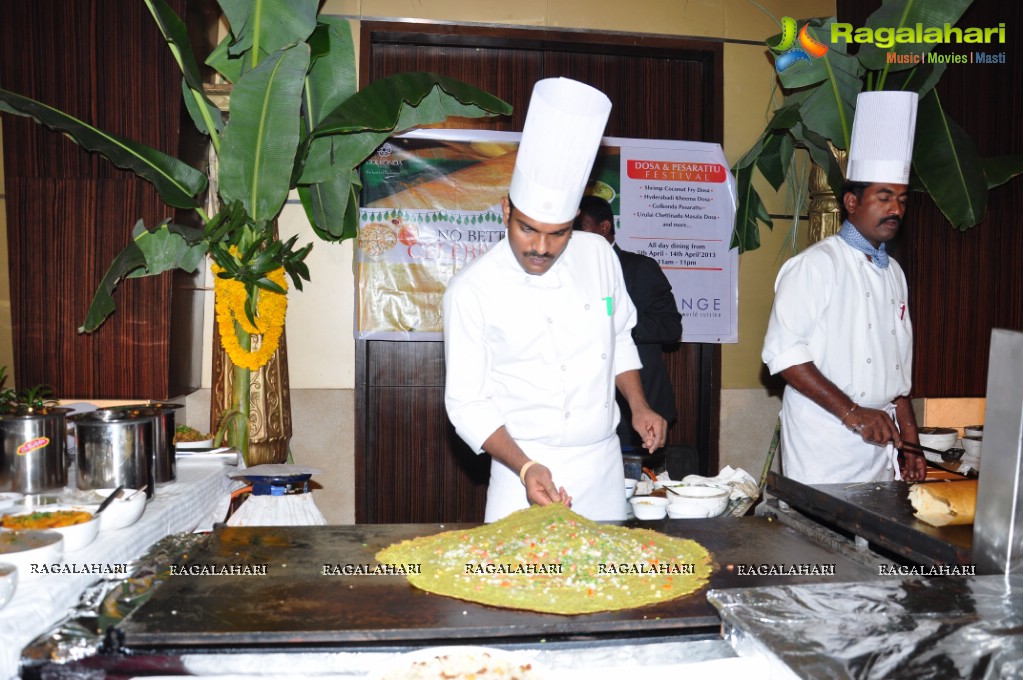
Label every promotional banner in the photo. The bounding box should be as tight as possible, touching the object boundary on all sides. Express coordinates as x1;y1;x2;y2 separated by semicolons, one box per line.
356;129;737;343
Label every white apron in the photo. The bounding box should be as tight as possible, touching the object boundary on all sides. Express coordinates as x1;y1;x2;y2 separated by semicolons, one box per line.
780;385;901;485
484;436;626;522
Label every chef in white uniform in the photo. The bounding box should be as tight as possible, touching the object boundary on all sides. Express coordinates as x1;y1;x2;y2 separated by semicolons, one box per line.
443;78;667;522
762;91;927;485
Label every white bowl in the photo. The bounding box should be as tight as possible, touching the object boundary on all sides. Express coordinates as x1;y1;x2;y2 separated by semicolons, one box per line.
666;485;730;518
2;506;99;552
0;563;16;610
0;530;63;581
624;478;638;500
90;488;147;531
918;427;958;451
175;438;214;450
964;425;984;438
629;496;669;520
962;436;983;459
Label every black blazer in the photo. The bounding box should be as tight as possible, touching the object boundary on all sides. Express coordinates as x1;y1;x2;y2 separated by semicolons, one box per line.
615;245;683;444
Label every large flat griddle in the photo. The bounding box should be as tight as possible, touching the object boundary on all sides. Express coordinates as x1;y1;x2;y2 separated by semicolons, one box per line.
113;517;879;650
768;471;972;566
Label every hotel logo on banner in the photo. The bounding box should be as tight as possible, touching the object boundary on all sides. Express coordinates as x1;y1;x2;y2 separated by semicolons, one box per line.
770;16;829;73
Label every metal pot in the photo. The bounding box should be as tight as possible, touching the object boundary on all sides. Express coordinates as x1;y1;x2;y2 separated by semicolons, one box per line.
100;402;182;485
0;407;71;494
72;409;156;498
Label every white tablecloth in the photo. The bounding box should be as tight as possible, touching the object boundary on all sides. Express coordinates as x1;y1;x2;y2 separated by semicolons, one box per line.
0;460;235;679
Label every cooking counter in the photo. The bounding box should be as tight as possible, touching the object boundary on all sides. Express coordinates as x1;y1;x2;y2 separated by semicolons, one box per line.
2;461;234;680
107;516;882;652
766;471;972;566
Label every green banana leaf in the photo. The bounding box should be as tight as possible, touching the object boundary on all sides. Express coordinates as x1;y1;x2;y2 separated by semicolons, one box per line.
731;163;772;251
755;132;796;191
80;220;207;333
879;61;946;96
298;72;512;184
218;44;311;223
912;89;987;229
857;0;972;73
305;17;357;124
797;123;847;200
206;33;244;84
298;169;358;241
781;49;863;151
0;89;206;209
982;156;1023;189
218;0;318;62
299;16;359;238
144;0;223;137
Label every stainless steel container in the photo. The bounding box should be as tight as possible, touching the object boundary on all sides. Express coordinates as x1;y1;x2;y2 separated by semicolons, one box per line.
101;402;182;485
0;407;71;493
72;409;156;498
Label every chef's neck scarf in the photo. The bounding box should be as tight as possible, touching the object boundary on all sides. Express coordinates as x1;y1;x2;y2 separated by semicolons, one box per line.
839;220;889;269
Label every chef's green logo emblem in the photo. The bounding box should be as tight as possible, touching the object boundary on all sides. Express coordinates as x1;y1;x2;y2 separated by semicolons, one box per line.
603;296;613;316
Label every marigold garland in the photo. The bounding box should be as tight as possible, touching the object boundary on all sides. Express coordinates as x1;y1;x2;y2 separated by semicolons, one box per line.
211;262;288;371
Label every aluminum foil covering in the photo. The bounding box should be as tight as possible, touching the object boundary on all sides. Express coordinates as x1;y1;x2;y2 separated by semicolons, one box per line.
708;575;1023;679
19;532;208;672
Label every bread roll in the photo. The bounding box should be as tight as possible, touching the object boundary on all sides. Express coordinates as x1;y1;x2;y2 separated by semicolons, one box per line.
908;480;977;527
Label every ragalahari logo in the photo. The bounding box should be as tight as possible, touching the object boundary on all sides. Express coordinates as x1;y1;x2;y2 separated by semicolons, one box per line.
770;17;830;72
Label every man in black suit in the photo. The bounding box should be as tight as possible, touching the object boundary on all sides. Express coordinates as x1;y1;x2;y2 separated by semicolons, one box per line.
575;195;683;449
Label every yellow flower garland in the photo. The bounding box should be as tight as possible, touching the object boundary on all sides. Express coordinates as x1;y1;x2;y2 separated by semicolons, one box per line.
211;262;288;371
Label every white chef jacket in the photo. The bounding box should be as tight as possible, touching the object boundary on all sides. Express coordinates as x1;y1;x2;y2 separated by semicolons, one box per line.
443;231;642;521
762;235;913;484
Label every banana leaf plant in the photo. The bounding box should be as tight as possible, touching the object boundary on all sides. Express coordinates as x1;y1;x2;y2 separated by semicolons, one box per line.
732;0;1023;252
0;0;511;458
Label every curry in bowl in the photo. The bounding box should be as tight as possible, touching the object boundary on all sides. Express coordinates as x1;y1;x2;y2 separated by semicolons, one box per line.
2;509;93;530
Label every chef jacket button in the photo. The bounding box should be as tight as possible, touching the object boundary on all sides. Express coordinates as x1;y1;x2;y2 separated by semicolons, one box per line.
547;317;553;324
866;292;871;297
868;323;872;329
601;353;607;360
860;392;866;397
896;364;900;370
866;358;872;364
891;329;896;335
564;412;570;419
585;304;590;310
604;402;609;408
561;365;567;371
891;298;895;304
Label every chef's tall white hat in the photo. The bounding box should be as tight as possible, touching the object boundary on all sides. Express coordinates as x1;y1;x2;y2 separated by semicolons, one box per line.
846;91;919;185
509;78;612;224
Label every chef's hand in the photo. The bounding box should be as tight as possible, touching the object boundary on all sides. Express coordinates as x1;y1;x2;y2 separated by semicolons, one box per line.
522;463;572;508
842;405;902;448
900;451;927;482
631;406;668;453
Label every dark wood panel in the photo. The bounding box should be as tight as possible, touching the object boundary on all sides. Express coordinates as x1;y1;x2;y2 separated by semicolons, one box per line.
836;1;1023;397
357;22;723;522
0;0;207;398
5;178;171;397
363;386;490;523
366;340;447;387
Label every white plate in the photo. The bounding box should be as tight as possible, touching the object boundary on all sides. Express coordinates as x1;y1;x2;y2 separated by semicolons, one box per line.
0;529;64;581
373;646;546;680
0;492;24;513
